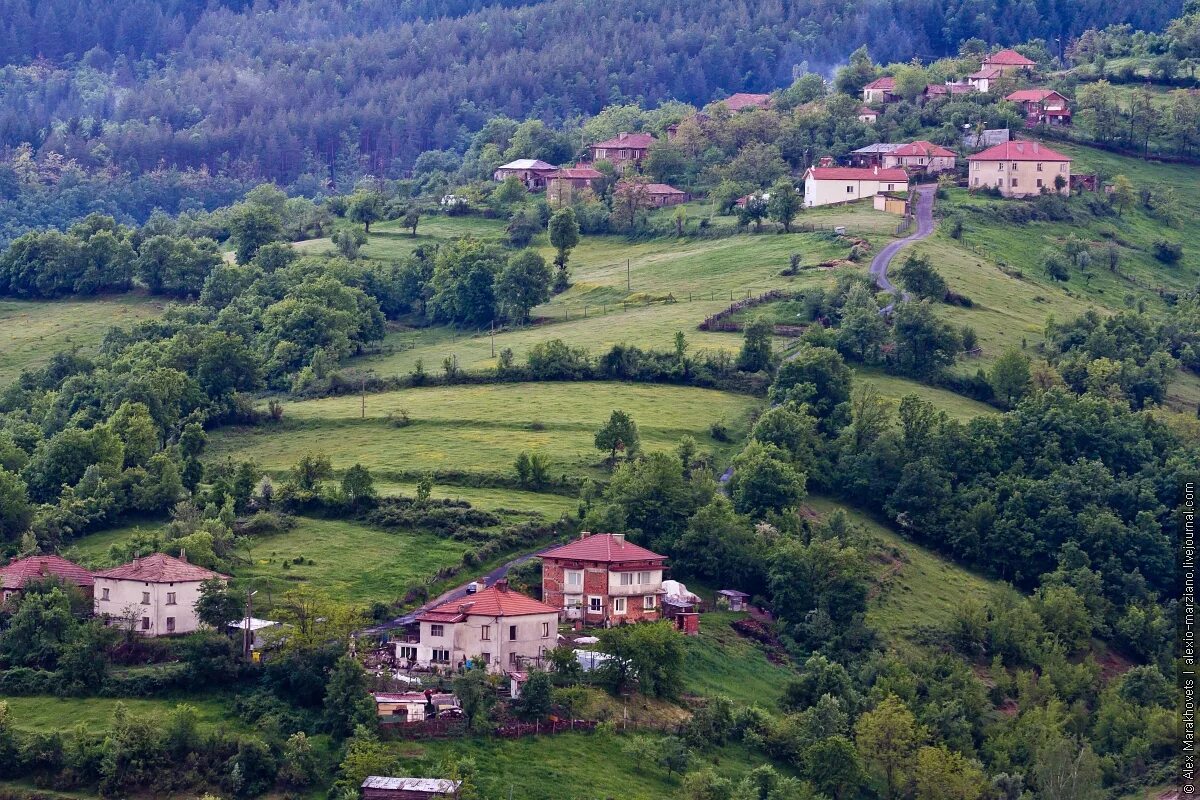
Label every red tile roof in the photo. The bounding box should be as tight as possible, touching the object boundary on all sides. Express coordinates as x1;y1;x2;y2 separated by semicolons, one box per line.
0;554;93;590
1005;89;1067;103
94;553;227;583
645;183;685;195
418;585;557;621
968;66;1002;80
864;76;896;90
721;92;772;111
541;533;666;564
890;141;956;158
807;167;909;181
984;49;1036;67
967;140;1070;162
591;132;655;150
858;107;879;116
552;167;603;180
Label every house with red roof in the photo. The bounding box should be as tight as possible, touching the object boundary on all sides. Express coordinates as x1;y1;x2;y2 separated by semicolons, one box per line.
858;107;879;124
1005;88;1071;126
546;166;604;205
588;132;655;170
922;83;975;102
492;159;558;190
93;553;227;636
719;93;773;112
1;554;94;603
802;165;909;208
967;139;1071;197
882;141;958;174
984;49;1037;71
541;533;667;625
645;183;689;207
393;581;558;672
862;76;897;105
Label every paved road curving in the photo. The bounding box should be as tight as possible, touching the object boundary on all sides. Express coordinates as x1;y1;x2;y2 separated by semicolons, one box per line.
870;183;937;313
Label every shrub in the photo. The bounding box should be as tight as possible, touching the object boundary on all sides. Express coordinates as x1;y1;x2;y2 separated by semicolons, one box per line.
1153;240;1183;264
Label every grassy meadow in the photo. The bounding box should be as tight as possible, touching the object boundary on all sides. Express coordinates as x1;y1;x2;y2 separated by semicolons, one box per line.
0;694;243;733
208;382;761;482
678;611;796;707
0;294;165;386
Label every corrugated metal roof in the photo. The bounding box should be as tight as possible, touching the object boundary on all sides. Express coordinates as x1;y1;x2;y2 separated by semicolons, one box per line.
362;776;462;793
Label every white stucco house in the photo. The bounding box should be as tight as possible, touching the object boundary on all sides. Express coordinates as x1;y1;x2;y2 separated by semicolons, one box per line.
392;581;558;673
802;165;909;208
93;553;227;637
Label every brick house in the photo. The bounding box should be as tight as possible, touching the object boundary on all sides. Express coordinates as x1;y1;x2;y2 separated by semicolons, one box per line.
93;553;227;637
540;533;667;626
546;166;604;205
1005;89;1071;126
862;76;897;105
967;139;1071;197
1;554;94;604
392;582;558;672
588;132;655;170
882;140;957;174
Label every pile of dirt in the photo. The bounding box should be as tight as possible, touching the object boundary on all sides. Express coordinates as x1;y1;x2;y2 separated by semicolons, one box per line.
732;617;790;664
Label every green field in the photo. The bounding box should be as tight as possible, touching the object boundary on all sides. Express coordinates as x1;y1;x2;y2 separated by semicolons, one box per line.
678;611;796;707
293;214;509;261
209;382;761;481
804;497;1001;646
850;367;997;420
0;694;242;733
396;733;782;800
374;481;578;519
0;295;165;386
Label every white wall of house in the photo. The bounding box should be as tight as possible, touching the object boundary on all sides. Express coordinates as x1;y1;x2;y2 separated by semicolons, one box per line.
94;577;208;636
969;159;1070;197
804;175;909;208
883;154;956;172
400;611;559;672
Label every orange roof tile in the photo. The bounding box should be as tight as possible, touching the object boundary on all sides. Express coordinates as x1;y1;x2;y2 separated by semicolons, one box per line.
1;554;93;590
418;585;557;621
967;140;1070;162
541;533;666;564
94;553;227;583
984;49;1036;67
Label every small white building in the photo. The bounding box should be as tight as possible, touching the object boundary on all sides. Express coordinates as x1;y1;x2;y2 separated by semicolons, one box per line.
93;553;227;637
393;582;559;673
802;166;909;208
372;691;460;722
227;617;283;651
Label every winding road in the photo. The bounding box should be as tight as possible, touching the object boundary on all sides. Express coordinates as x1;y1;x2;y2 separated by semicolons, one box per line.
870;183;937;312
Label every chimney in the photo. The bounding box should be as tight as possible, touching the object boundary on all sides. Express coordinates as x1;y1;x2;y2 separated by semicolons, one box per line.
495;579;509;592
618;131;628;141
612;533;626;545
179;549;187;563
874;165;879;175
1033;141;1039;153
818;156;834;167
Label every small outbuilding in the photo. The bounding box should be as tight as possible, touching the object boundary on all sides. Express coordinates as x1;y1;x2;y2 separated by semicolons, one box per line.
361;776;461;800
717;589;750;612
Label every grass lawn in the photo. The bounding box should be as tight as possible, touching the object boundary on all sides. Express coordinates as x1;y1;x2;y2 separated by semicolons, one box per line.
678;611;795;707
208;382;761;482
804;497;1002;646
374;481;578;519
293;214;508;261
851;367;997;421
0;294;165;386
0;693;242;733
395;733;780;800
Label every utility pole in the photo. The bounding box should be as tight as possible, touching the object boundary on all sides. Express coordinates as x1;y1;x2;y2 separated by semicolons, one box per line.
243;589;257;661
626;259;631;292
490;320;495;358
361;377;366;419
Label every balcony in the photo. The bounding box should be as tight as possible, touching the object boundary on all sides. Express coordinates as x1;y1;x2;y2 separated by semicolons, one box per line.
608;583;661;597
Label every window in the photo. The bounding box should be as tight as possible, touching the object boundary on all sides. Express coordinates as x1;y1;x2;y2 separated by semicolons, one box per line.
846;185;854;193
141;592;150;605
541;622;551;638
619;572;634;586
644;595;657;610
973;177;979;186
588;596;603;613
1060;163;1067;172
430;624;444;637
636;571;652;585
509;625;518;641
1036;179;1043;188
1036;162;1043;171
166;617;175;633
565;594;582;608
431;649;450;663
481;625;491;641
166;592;176;605
887;183;895;190
398;645;417;661
565;570;583;589
614;597;627;615
1011;178;1018;187
999;161;1005;170
141;617;151;630
481;652;491;665
1011;162;1018;170
101;588;110;601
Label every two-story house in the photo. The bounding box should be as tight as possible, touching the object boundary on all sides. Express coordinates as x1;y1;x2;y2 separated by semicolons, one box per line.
862;76;897;105
540;533;667;626
882;141;957;174
393;582;558;672
1004;89;1072;126
93;553;227;636
1;554;94;604
588;132;654;170
967;140;1071;197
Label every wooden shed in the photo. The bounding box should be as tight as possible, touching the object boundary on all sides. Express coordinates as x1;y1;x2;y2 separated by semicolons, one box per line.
361;776;462;800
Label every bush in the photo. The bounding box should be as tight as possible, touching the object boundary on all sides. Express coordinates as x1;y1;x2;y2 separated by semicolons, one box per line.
1153;240;1183;264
